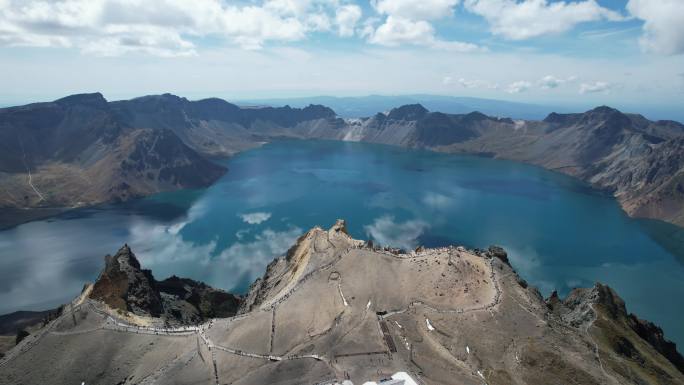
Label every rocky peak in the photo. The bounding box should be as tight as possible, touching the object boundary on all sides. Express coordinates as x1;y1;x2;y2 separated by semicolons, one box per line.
547;283;684;373
331;218;349;235
301;104;336;119
543;111;578;125
582;105;631;128
387;104;429;121
462;111;489;122
54;93;108;109
90;244;164;317
89;245;241;324
486;245;509;265
547;283;624;325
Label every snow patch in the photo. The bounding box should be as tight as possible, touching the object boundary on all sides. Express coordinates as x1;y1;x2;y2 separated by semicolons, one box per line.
426;318;435;331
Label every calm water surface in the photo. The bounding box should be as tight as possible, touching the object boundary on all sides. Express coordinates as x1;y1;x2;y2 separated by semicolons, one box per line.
1;140;683;346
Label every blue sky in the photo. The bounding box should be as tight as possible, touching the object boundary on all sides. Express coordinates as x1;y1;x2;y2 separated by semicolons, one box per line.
0;0;683;115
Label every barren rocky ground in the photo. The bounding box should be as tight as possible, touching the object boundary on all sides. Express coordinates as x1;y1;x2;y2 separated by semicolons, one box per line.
0;220;682;385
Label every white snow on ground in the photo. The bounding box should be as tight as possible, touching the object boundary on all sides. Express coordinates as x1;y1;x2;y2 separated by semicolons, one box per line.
394;321;402;329
338;284;348;307
426;318;435;331
366;300;371;310
477;370;488;384
358;372;418;385
392;372;418;385
466;345;470;354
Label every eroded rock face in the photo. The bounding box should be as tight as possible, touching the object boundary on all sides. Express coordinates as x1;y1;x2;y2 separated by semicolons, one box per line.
89;245;241;323
487;245;509;265
156;276;241;320
90;245;163;317
546;283;684;375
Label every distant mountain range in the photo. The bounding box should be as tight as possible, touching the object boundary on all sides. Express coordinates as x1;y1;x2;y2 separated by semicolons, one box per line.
1;93;683;228
237;94;571;120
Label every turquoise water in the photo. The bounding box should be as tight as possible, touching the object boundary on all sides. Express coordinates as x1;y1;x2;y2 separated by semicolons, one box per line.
1;140;683;346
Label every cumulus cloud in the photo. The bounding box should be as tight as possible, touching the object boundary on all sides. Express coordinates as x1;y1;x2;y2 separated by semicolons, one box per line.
450;77;499;89
371;0;460;20
506;80;532;93
627;0;684;55
366;0;483;51
335;4;362;37
240;212;272;225
367;15;483;52
579;81;612;94
0;0;361;55
463;0;625;40
364;215;429;250
537;74;577;89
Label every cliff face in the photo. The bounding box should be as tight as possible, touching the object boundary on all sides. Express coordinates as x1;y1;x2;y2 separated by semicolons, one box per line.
90;245;241;323
548;283;684;379
0;93;226;213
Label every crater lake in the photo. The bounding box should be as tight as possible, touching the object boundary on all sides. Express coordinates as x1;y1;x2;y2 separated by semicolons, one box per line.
1;140;683;346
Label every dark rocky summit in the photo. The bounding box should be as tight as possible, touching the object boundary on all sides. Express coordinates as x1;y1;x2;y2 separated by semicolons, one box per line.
90;244;240;324
90;244;164;317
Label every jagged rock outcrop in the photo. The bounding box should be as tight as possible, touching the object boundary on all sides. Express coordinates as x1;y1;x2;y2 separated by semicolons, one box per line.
547;283;684;377
90;245;241;323
90;245;164;317
156;276;241;320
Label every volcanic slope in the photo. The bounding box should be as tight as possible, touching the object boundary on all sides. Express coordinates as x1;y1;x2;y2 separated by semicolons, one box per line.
1;220;682;385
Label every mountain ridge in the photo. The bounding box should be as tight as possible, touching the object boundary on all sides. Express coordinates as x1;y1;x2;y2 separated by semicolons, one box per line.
0;220;682;384
1;93;683;228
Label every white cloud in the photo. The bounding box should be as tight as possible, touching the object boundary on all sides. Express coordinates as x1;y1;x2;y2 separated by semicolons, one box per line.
452;77;499;89
335;4;362;37
0;0;353;55
579;81;612;94
537;74;576;89
627;0;684;55
464;0;625;40
368;16;435;46
217;226;303;281
129;215;303;291
364;215;429;250
506;80;532;93
371;0;460;20
240;212;272;225
367;0;482;51
367;16;483;52
422;192;453;209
